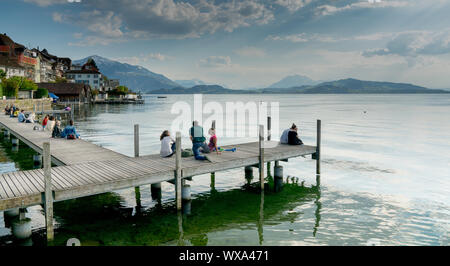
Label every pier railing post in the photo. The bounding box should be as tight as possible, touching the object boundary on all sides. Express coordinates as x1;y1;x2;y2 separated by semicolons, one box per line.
43;142;54;243
259;125;265;191
316;119;321;178
175;132;182;211
134;124;141;209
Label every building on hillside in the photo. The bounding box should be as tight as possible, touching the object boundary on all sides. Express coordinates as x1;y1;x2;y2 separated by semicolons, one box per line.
65;59;104;90
0;33;37;80
37;49;71;82
103;78;120;92
37;82;92;103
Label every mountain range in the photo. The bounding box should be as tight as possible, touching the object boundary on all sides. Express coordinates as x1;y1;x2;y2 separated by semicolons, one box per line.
73;55;179;92
73;55;449;94
150;79;450;94
268;74;321;88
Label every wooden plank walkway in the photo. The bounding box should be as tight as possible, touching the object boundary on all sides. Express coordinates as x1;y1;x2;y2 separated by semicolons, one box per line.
0;115;128;165
0;114;317;211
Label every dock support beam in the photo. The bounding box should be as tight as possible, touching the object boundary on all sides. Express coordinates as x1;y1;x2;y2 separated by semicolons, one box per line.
259;125;265;191
316;119;321;186
175;132;182;211
4;130;10;139
43;142;54;243
133;124;141;209
274;165;283;192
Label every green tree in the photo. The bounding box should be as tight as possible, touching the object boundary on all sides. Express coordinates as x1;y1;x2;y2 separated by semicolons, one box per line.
0;69;6;80
36;87;48;98
2;76;38;98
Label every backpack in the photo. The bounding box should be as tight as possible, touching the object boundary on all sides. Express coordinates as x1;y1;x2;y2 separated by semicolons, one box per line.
67;134;76;140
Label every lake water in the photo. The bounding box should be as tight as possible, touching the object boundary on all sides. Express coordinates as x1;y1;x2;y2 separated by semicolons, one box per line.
0;94;449;246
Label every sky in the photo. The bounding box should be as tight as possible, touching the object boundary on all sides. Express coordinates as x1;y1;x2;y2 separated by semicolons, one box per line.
2;0;450;89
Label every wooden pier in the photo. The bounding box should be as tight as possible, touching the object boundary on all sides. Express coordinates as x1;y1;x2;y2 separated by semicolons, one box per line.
0;114;320;242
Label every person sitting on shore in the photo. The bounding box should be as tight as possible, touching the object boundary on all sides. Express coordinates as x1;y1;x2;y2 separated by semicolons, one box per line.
160;130;176;157
52;120;62;138
26;112;36;123
208;128;236;154
46;116;56;132
18;110;26;123
288;123;303;145
42;115;49;130
190;121;211;161
60;120;80;139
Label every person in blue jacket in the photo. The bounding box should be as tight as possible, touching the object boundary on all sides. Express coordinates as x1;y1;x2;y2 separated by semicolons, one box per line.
18;110;26;123
60;120;80;139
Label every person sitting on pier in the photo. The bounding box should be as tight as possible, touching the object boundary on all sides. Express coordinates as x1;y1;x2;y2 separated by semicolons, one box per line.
208;128;236;154
9;105;16;117
42;115;49;130
288;123;303;145
46;116;56;132
52;120;62;138
60;120;80;139
280;127;290;144
25;112;36;123
4;105;11;115
18;110;26;123
190;121;211;161
160;130;176;157
13;107;20;117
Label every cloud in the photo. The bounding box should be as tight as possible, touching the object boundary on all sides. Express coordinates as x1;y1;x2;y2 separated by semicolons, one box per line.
267;31;397;43
234;46;266;57
267;33;347;43
114;53;171;65
23;0;68;7
275;0;313;12
198;56;232;68
49;0;274;44
362;30;450;57
316;0;410;16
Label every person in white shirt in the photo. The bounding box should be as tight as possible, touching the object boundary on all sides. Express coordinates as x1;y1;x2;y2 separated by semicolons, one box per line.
26;112;36;123
46;116;56;132
160;130;176;157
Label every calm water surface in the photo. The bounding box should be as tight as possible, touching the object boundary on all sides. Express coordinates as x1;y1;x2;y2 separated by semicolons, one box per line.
0;94;449;246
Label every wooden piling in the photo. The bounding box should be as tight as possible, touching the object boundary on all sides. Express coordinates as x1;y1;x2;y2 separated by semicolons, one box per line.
259;125;265;190
175;132;182;211
316;119;321;176
134;124;139;157
134;124;141;208
43;142;54;242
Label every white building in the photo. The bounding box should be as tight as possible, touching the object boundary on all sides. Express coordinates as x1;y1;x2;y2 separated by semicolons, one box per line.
65;69;103;90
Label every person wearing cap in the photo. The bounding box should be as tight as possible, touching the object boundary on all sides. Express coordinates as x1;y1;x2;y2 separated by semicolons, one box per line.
288;123;303;145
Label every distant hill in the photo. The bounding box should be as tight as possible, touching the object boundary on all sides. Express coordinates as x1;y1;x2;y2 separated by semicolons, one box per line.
175;79;206;88
73;55;180;92
150;85;239;94
149;78;450;94
269;74;319;88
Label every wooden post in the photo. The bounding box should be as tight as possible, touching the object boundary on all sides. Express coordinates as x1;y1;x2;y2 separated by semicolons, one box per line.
259;125;265;191
175;132;182;211
316;120;321;176
43;142;54;242
134;124;139;157
267;116;271;141
134;124;141;208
